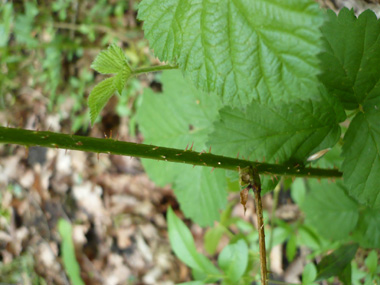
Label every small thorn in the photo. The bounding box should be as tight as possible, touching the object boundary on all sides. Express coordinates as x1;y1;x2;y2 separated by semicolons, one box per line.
152;146;159;150
203;162;207;166
242;155;245;160
270;176;275;183
274;175;278;181
110;130;113;139
175;153;182;156
236;152;240;158
189;142;194;151
292;176;295;182
185;144;189;151
211;167;215;173
208;146;212;153
193;165;196;168
317;178;321;183
263;156;265;162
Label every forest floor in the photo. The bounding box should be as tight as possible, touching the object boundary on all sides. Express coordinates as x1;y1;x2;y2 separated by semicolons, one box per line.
0;1;378;284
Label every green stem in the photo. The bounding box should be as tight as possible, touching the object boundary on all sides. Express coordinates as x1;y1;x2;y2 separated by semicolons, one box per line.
133;64;179;75
0;127;342;178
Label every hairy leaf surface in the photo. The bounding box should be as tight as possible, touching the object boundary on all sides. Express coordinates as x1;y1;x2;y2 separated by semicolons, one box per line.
301;181;359;240
319;8;380;110
136;70;226;226
138;0;324;106
91;44;130;74
89;44;132;123
342;109;380;208
208;89;345;170
88;77;116;124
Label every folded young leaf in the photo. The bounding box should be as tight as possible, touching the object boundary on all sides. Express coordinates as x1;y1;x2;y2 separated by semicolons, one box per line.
342;109;380;208
319;8;380;110
113;66;132;95
91;44;129;74
138;0;324;107
136;70;227;226
88;77;116;124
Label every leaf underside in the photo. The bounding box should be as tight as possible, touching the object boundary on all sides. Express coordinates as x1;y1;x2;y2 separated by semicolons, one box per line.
136;70;227;226
301;180;359;240
138;0;324;107
208;88;345;171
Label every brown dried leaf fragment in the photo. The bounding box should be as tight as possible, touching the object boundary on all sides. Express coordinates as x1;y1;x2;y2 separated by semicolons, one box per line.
240;187;249;215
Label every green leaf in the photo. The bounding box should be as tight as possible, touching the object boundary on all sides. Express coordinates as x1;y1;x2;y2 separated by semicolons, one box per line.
286;235;297;262
365;250;378;274
319;8;380;110
138;0;324;107
217;240;248;282
58;219;84;285
167;207;220;277
175;167;228;226
291;178;306;206
208;88;345;171
342;109;380;208
301;180;359;240
0;3;13;47
88;77;116;125
91;44;129;74
204;225;225;255
136;70;227;226
315;243;359;281
352;209;380;248
113;66;132;95
338;263;352;285
302;263;317;284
